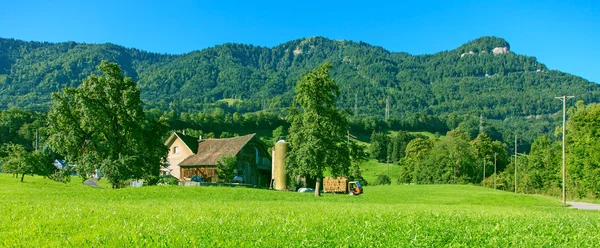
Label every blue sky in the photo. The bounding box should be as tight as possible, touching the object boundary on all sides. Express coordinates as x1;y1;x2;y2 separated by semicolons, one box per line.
1;0;598;83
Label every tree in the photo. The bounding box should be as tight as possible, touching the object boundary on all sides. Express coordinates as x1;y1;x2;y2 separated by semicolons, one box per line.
369;131;388;161
272;125;287;142
2;143;53;182
524;135;560;193
47;61;167;188
217;154;237;183
445;128;476;184
286;63;350;197
391;131;415;163
3;143;32;181
374;174;391;185
472;133;494;182
567;101;600;198
399;137;433;184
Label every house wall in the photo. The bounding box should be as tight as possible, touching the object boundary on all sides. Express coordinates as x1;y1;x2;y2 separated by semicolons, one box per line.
166;138;194;180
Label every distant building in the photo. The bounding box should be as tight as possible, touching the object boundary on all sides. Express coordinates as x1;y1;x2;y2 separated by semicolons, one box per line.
53;160;69;169
164;132;271;186
53;159;78;176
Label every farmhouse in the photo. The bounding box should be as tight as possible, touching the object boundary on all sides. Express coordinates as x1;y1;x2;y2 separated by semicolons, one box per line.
164;132;272;186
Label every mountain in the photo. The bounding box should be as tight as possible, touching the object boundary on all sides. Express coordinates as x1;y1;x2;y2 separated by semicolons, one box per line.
1;36;598;120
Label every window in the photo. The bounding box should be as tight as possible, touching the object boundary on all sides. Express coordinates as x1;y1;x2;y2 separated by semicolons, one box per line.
254;146;259;164
173;146;179;154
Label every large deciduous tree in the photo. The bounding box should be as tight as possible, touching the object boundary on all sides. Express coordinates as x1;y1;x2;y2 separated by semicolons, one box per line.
47;61;167;188
445;128;476;184
287;63;350;197
398;137;434;184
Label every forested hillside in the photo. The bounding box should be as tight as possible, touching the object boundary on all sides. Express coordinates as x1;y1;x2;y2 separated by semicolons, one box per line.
1;36;598;117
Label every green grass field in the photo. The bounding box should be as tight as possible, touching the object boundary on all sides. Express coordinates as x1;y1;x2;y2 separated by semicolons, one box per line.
216;98;243;105
360;159;401;185
385;130;445;140
1;174;599;247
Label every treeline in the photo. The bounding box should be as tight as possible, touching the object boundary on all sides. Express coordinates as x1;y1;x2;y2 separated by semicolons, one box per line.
0;106;562;158
369;131;430;163
384;101;600;199
396;130;509;185
0;109;47;153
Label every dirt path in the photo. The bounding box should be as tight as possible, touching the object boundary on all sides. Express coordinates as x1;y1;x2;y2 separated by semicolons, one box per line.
567;201;600;210
83;178;101;188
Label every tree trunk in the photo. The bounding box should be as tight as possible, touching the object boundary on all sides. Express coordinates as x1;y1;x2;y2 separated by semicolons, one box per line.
314;177;321;197
453;166;456;184
21;173;25;182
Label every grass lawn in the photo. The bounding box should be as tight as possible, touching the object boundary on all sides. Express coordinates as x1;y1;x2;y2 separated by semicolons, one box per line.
216;98;243;105
1;174;599;247
360;159;400;185
387;130;445;140
409;131;445;139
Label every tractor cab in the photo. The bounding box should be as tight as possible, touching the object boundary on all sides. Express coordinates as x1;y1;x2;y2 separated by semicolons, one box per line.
348;181;363;195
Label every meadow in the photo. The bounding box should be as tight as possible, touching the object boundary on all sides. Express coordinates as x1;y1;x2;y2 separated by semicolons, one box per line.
360;159;400;184
1;174;599;247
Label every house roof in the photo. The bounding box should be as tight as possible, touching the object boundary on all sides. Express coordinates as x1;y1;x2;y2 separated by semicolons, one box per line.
164;132;199;154
179;134;257;167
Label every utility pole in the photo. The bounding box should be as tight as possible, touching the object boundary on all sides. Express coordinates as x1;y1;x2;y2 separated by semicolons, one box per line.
515;134;517;194
494;153;497;189
555;95;574;205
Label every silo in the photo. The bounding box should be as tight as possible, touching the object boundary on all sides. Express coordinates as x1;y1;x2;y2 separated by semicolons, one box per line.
274;140;288;190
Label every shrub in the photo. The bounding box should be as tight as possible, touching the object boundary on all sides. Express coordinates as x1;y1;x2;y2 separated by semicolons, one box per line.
374;174;391;186
157;175;179;186
47;166;73;183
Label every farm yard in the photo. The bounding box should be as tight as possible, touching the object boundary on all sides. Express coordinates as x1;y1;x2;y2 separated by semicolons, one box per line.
1;174;599;247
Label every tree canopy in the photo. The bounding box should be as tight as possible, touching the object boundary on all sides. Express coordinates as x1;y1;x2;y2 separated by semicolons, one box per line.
286;63;350;196
47;61;167;187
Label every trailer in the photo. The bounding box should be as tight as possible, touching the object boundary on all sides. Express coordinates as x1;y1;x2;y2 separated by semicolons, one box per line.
323;177;363;195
